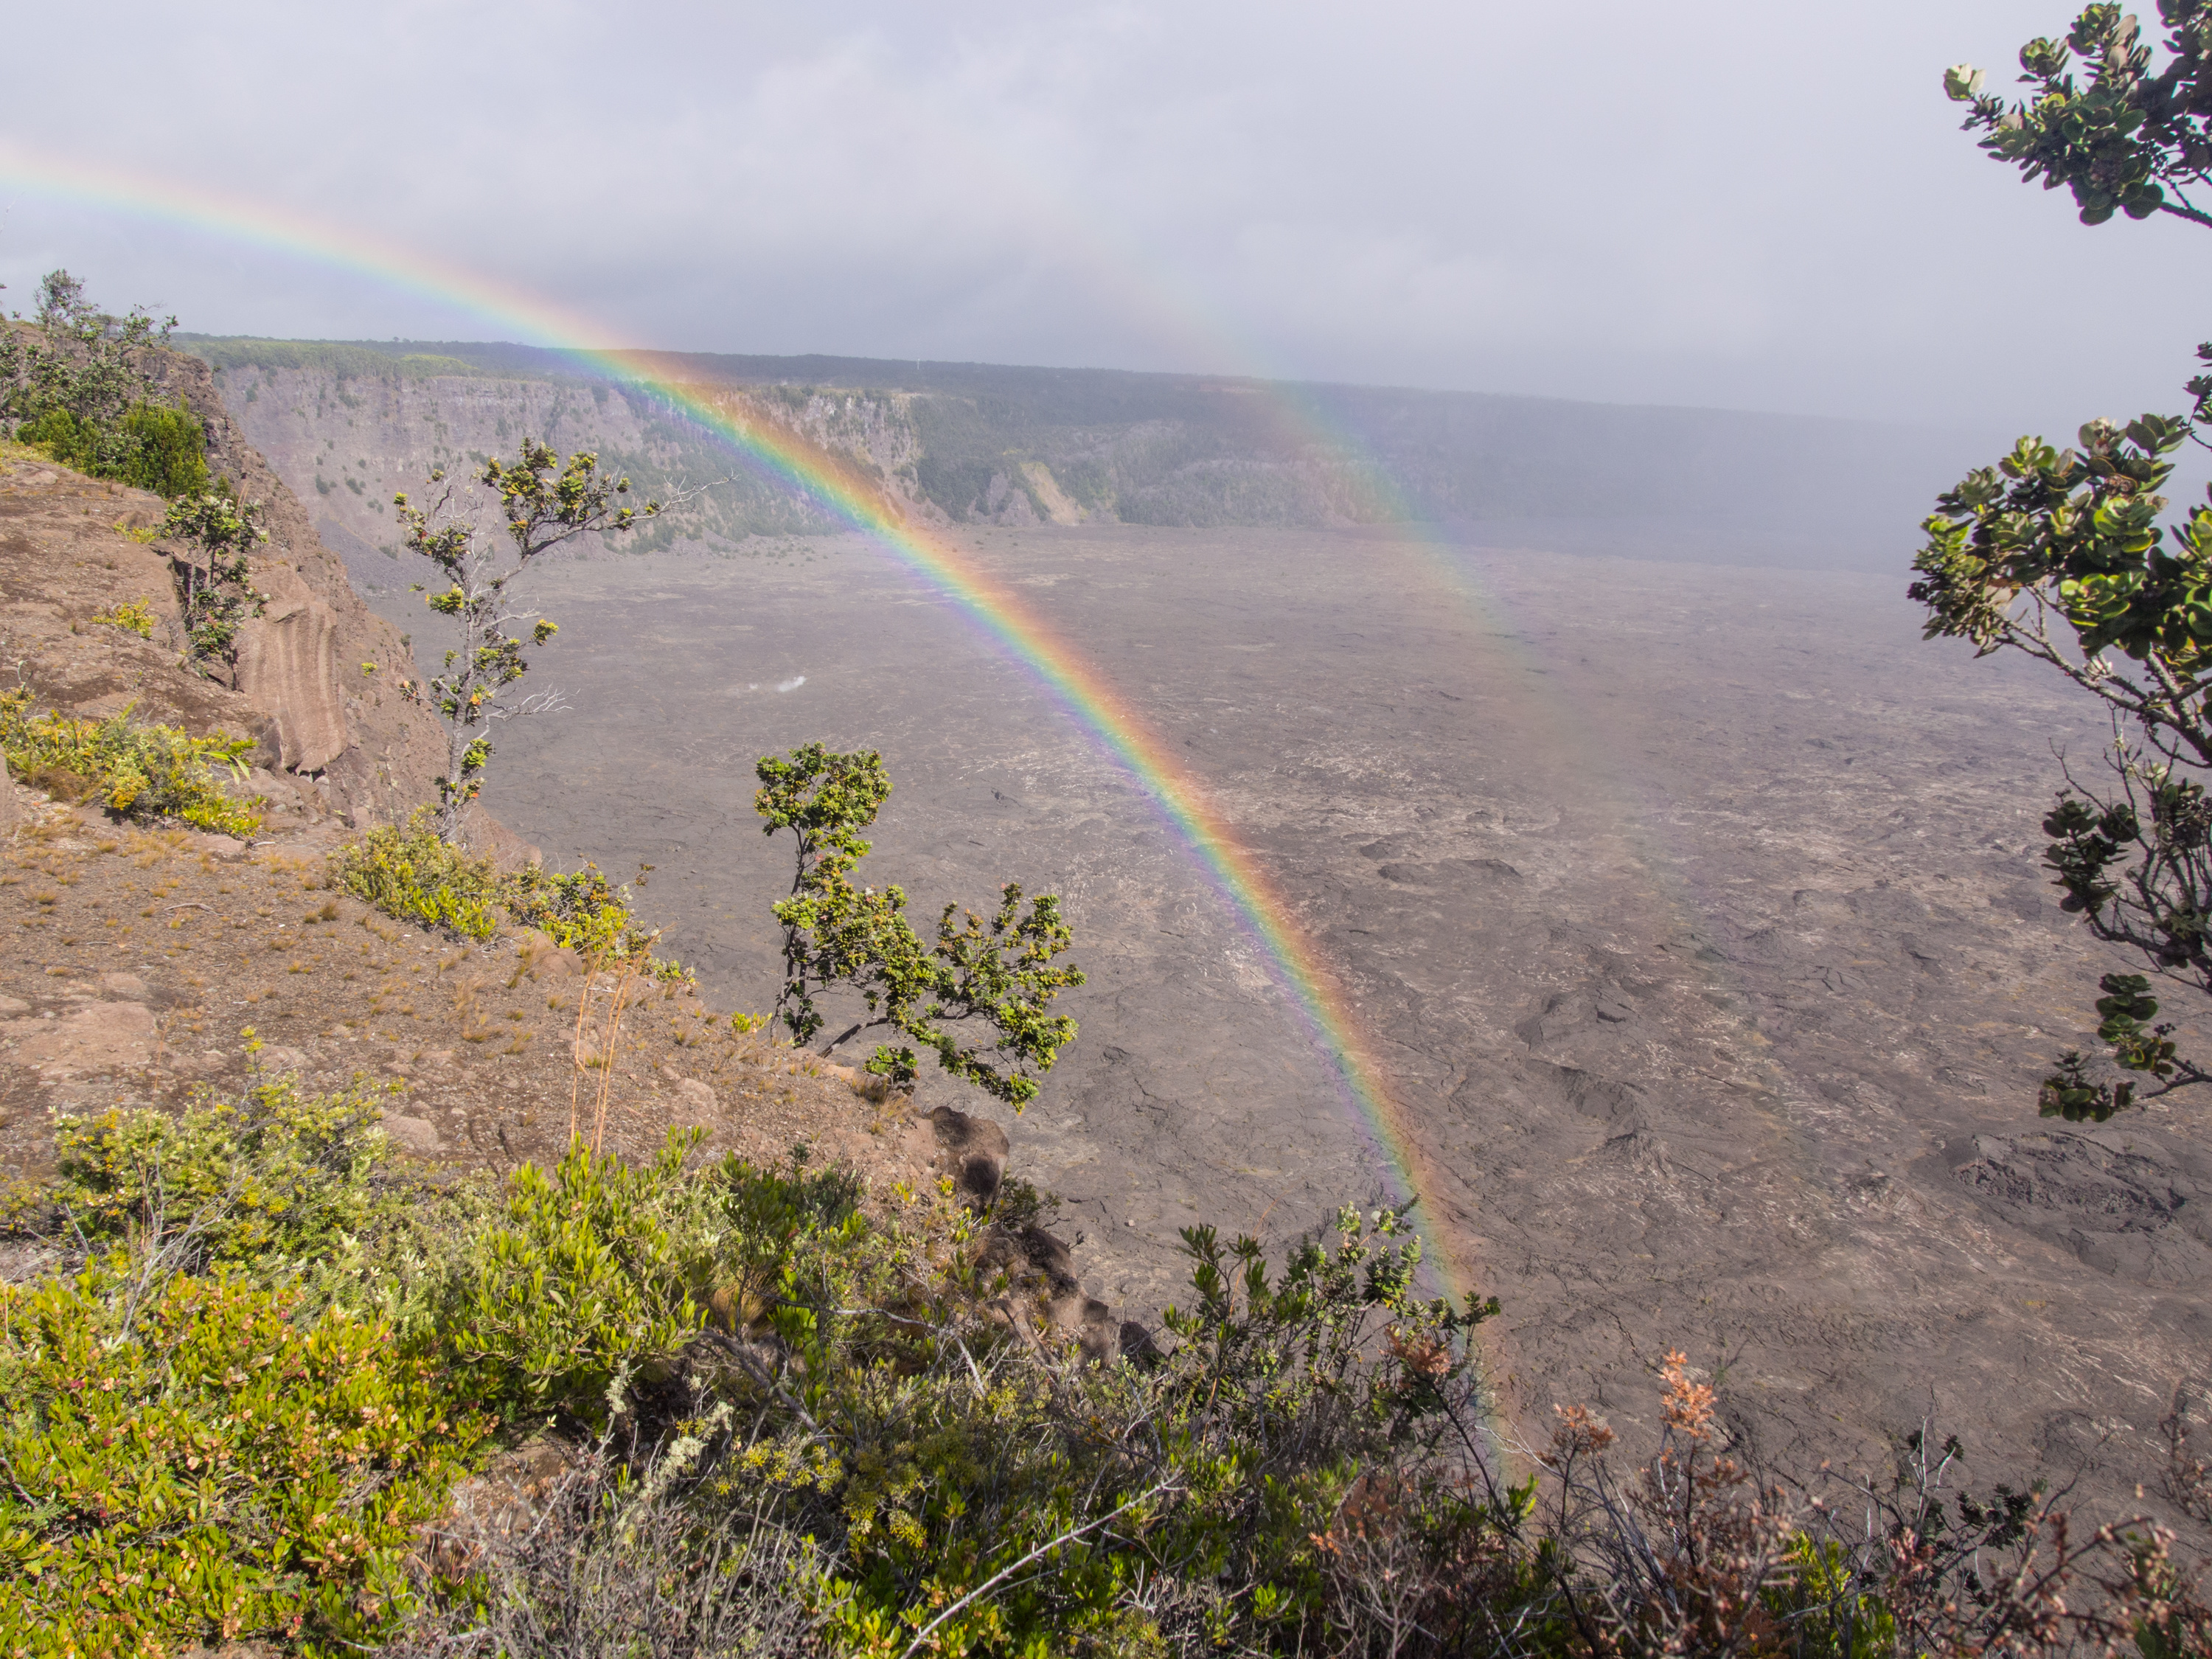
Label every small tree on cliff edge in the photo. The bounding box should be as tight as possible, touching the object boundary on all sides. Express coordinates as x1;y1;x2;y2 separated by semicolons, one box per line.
396;441;689;841
754;742;1084;1108
1916;1;2212;1119
159;488;268;681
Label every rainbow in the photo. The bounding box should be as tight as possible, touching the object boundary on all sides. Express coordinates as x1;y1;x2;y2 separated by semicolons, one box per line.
0;140;1475;1302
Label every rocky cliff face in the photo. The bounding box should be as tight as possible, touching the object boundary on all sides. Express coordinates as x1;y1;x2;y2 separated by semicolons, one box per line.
193;349;1416;558
0;350;518;849
201;364;932;591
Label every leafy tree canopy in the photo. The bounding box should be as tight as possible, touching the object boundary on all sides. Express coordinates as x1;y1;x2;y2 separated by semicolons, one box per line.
756;743;1084;1107
1921;2;2212;1118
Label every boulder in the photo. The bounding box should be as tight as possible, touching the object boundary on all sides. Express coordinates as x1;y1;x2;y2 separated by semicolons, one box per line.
15;1001;161;1075
380;1114;444;1153
928;1105;1009;1208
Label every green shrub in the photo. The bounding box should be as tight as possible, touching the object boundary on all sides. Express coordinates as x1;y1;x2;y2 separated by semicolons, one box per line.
333;810;501;939
504;858;646;957
0;1270;488;1656
337;819;690;975
116;401;210;498
11;1083;2206;1658
435;1133;866;1432
438;1135;707;1429
0;689;261;835
17;399;208;498
87;597;154;638
50;1077;397;1284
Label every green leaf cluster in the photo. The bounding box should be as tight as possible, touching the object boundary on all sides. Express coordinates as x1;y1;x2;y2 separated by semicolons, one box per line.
1945;2;2212;228
0;689;262;836
161;486;270;672
1;271;209;499
0;1077;496;1655
757;743;1085;1107
0;1272;488;1657
88;597;156;639
1921;8;2212;1116
504;858;658;960
10;1088;2188;1658
332;810;504;939
16;400;209;499
46;1078;396;1277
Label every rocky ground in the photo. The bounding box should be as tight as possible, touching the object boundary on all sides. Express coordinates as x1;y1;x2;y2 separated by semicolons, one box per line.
0;787;926;1194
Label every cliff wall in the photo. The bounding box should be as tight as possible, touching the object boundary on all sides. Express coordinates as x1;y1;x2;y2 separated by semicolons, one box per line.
0;348;529;852
186;336;2008;567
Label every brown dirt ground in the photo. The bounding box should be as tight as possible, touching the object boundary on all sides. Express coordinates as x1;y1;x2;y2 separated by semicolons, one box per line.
0;787;926;1195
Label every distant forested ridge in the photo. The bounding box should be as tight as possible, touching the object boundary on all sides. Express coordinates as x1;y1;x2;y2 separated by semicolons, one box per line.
182;335;1992;569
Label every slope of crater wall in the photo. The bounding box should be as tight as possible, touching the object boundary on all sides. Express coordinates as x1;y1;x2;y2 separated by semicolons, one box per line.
188;337;2007;566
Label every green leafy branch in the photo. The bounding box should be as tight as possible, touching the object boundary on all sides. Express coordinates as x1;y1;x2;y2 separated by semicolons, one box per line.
159;488;268;677
754;743;1085;1109
1945;1;2212;229
1916;6;2212;1114
394;439;687;838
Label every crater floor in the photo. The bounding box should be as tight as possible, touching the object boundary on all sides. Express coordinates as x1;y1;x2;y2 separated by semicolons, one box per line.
388;522;2208;1500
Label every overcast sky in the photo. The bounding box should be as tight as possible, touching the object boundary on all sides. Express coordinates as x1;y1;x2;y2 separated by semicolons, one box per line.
0;1;2198;433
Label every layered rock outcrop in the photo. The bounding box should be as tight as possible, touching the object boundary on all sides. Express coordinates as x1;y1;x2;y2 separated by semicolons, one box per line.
141;348;452;830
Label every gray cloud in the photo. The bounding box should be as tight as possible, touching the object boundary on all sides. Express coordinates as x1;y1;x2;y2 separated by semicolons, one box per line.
1;0;2199;434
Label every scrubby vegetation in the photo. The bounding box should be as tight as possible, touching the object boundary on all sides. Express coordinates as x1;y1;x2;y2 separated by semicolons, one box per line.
0;1080;493;1654
14;399;208;500
1;271;209;500
0;689;262;835
334;808;686;975
161;487;270;676
3;1082;2205;1658
87;597;156;639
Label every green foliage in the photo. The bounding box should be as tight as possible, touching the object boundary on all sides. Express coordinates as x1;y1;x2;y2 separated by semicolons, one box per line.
1920;5;2212;1116
0;689;260;835
335;813;690;973
334;810;502;939
757;743;1085;1107
1764;1536;1899;1659
395;440;669;839
0;1081;495;1655
1;271;212;501
3;273;170;433
161;487;270;672
438;1135;707;1430
504;858;650;959
87;597;154;639
118;400;210;498
17;400;209;499
7;1093;2206;1658
0;1271;487;1657
46;1077;399;1282
1944;2;2212;229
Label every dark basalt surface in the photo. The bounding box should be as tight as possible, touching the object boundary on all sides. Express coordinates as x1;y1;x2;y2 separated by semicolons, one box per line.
411;523;2209;1500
